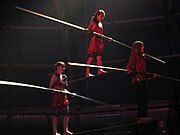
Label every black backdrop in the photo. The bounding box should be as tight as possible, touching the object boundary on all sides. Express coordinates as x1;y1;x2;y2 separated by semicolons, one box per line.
0;0;180;108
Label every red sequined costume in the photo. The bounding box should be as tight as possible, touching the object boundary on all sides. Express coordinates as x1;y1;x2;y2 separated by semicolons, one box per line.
127;43;148;118
87;20;104;56
127;54;146;84
49;73;68;109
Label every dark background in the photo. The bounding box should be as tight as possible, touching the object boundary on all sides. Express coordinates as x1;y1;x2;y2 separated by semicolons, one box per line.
0;0;180;109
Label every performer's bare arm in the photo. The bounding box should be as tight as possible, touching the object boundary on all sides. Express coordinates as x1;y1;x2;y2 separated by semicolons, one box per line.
86;20;95;31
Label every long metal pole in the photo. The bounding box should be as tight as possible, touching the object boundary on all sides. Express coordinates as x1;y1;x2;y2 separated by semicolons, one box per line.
0;80;108;105
15;6;166;64
68;62;128;72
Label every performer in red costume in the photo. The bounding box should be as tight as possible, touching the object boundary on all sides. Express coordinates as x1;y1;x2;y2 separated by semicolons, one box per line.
127;41;154;123
49;61;72;135
85;10;108;78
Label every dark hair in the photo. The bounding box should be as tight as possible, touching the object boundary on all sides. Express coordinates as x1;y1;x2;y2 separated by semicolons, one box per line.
54;61;65;70
131;41;144;56
92;9;105;23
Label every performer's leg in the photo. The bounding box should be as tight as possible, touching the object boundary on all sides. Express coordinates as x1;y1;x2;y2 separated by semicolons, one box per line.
137;89;147;117
134;81;148;123
96;55;107;75
52;116;58;135
63;116;73;135
63;115;68;135
138;82;147;117
63;106;73;135
86;57;94;77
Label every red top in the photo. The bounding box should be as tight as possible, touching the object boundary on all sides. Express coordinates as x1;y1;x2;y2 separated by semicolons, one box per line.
87;20;104;56
49;73;68;108
127;54;146;84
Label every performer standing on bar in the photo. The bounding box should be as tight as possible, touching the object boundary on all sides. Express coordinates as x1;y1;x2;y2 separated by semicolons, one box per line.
127;41;154;123
85;9;108;78
49;61;73;135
